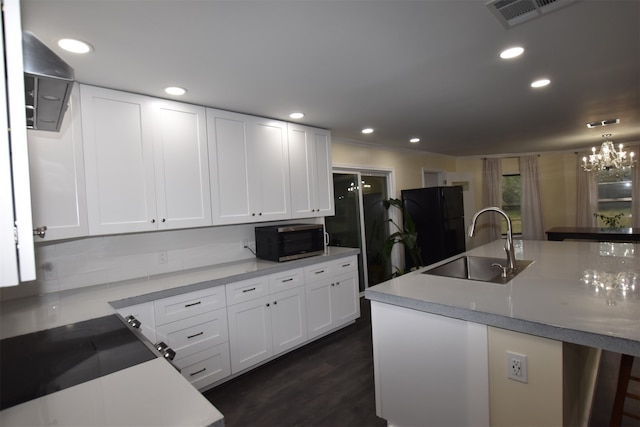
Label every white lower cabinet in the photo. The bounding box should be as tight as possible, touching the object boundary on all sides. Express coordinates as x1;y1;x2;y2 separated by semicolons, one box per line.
114;254;358;391
226;271;307;374
305;256;360;340
153;287;231;390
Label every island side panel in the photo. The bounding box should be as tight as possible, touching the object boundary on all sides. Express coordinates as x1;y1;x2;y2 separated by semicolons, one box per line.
370;301;489;426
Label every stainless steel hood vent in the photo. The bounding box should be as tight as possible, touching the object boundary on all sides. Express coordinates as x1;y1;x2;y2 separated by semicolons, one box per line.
22;31;75;132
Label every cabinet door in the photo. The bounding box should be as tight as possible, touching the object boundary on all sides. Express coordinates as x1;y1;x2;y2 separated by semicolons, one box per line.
331;272;360;326
206;109;253;224
249;117;290;222
152;100;211;229
28;83;88;241
81;85;157;235
311;128;334;216
288;124;334;218
305;278;334;339
227;295;273;373
271;287;307;355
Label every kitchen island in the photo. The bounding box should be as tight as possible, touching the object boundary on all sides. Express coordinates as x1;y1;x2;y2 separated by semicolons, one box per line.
365;239;639;426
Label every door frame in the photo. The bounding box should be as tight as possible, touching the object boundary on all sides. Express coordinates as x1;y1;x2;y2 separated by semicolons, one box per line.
332;164;396;291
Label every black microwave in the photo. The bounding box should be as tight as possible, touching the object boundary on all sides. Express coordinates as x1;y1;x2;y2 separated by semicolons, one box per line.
255;224;325;262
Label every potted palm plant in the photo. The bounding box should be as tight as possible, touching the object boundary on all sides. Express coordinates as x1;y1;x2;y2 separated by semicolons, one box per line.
382;198;423;277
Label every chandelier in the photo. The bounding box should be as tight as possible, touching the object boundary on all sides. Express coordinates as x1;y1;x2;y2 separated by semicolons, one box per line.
582;134;636;172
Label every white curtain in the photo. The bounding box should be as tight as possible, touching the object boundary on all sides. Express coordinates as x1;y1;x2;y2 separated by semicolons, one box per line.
481;158;502;242
631;144;640;228
575;153;597;227
519;156;544;239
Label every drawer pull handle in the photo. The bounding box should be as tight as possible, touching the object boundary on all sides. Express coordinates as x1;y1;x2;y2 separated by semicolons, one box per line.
187;331;204;339
185;301;202;308
190;368;206;377
282;278;293;282
342;264;350;267
242;287;256;293
315;270;325;274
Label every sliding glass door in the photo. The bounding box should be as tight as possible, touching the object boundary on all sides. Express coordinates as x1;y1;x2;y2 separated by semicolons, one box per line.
325;171;391;292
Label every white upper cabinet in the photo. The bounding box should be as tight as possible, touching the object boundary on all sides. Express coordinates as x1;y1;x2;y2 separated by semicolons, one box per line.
207;109;290;225
151;100;211;230
81;85;211;235
288;124;334;218
29;83;88;241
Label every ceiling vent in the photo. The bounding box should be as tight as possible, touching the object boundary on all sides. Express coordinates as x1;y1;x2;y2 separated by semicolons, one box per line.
486;0;579;29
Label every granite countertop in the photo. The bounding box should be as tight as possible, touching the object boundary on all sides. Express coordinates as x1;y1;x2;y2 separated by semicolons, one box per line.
365;240;640;356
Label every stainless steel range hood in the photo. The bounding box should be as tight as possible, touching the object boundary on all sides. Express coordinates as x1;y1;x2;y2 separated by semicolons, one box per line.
22;31;75;132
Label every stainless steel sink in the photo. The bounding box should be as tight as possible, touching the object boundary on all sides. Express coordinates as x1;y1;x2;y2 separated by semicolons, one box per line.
422;255;533;284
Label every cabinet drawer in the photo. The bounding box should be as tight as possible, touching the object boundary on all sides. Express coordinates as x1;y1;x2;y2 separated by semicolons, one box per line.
269;267;303;293
333;256;357;275
156;309;228;360
225;276;269;306
154;286;226;326
304;261;332;283
175;342;231;390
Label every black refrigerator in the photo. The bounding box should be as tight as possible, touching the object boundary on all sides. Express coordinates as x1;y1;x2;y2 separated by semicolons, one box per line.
401;186;466;269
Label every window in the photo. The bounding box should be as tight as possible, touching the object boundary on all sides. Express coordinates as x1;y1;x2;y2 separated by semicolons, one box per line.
596;169;632;227
502;174;522;235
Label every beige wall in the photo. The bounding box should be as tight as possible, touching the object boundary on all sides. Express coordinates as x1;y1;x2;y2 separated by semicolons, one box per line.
332;140;593;231
331;139;455;198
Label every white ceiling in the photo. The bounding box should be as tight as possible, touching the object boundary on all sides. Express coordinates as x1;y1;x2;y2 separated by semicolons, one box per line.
21;0;640;157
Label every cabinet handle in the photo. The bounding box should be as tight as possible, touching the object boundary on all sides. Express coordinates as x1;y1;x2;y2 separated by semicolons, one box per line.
161;218;166;223
331;283;335;287
336;281;340;286
258;212;262;216
273;301;278;305
190;368;206;377
242;287;256;293
266;303;270;307
315;270;325;275
185;301;202;307
342;264;350;268
282;278;293;283
187;331;204;339
151;219;156;223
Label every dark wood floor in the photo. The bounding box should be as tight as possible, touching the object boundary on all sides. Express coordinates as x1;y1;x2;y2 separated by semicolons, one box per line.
204;297;623;427
203;297;386;427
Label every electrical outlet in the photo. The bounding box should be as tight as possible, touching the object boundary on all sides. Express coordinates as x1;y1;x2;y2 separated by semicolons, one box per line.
159;250;168;264
506;351;528;383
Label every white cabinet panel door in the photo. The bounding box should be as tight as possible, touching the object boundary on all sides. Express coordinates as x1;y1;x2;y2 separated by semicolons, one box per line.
331;273;360;324
1;0;35;285
207;109;252;224
29;84;88;241
81;86;156;235
288;124;333;218
227;296;273;373
305;279;334;339
251;118;290;221
152;101;211;229
271;286;307;355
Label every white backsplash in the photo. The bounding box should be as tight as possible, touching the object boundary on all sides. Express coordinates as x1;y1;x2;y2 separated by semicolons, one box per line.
0;223;268;301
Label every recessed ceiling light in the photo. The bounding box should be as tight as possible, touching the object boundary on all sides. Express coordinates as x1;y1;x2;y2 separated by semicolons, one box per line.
164;86;187;96
57;38;92;54
500;46;524;59
289;112;305;119
531;79;551;88
586;118;620;128
362;128;374;134
409;138;420;143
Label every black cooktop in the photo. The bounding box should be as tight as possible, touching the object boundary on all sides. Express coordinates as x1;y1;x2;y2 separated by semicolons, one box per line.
0;314;156;410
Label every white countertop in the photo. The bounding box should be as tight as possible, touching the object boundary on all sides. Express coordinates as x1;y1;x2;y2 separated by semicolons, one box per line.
0;247;358;426
0;246;358;340
365;240;640;356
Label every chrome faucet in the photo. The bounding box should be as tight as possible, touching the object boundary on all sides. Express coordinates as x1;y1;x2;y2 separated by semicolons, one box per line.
468;207;517;272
